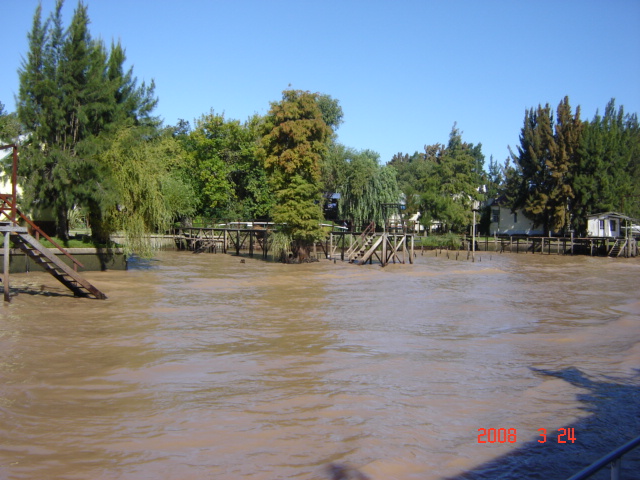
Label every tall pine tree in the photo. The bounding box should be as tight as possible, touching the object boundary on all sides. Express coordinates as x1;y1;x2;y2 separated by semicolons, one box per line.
573;100;640;232
17;0;157;240
507;97;640;236
508;98;581;235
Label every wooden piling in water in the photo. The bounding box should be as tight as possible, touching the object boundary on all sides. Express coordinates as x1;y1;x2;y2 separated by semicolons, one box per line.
3;231;9;302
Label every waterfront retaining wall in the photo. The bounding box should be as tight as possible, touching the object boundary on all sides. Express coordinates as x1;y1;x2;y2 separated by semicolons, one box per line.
1;248;127;273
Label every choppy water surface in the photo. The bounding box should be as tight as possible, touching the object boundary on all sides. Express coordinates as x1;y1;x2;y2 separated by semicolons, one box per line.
1;251;639;480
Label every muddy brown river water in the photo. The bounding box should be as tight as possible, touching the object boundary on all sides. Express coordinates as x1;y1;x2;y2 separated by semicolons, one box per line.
1;251;639;480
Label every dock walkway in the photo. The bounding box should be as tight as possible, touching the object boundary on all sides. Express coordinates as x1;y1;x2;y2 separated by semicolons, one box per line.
463;235;637;257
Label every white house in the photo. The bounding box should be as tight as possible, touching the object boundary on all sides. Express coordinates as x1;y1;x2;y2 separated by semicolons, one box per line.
1;138;27;198
587;212;629;238
488;198;544;236
0;149;21;197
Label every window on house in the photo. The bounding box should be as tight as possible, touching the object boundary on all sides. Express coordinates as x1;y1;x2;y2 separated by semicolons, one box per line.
610;219;617;233
513;213;518;223
599;220;605;230
491;209;499;223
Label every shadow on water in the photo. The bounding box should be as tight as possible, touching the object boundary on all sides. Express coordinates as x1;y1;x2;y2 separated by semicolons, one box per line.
126;254;161;270
6;286;70;298
445;367;640;480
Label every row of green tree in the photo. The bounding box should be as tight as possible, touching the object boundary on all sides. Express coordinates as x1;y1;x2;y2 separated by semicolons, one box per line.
388;97;640;238
1;2;407;260
389;124;487;233
2;2;638;261
503;97;640;236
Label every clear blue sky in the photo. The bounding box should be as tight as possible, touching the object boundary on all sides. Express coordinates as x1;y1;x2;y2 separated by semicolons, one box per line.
2;0;639;167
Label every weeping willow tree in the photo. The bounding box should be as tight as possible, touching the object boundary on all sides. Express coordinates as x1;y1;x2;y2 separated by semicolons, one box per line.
98;127;195;256
338;149;400;229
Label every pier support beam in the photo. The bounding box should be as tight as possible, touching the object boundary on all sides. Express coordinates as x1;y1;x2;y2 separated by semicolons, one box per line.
3;232;9;302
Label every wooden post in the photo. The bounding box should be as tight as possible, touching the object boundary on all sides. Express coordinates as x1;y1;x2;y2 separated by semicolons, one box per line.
403;235;409;264
11;146;18;223
329;233;333;260
381;233;387;266
263;231;268;259
249;230;254;257
3;232;10;302
410;234;414;264
571;231;574;255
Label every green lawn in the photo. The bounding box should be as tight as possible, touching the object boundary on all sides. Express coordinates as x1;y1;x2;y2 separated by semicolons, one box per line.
20;234;118;249
413;233;464;249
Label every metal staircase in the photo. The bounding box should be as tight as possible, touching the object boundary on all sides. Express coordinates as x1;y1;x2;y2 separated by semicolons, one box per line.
9;228;106;299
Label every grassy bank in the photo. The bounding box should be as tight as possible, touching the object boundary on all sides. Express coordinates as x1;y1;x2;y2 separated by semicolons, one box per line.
413;233;464;249
11;234;118;250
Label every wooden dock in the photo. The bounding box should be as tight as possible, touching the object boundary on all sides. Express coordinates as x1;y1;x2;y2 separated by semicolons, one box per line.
462;235;637;257
172;222;415;266
173;225;271;258
327;222;414;266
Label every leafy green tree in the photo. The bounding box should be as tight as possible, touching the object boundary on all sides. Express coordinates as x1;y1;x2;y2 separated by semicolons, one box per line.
391;126;484;233
478;155;505;234
0;102;20;142
258;89;333;262
434;125;485;231
186;112;271;221
390;147;443;231
316;94;344;131
188;113;235;217
485;155;504;200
